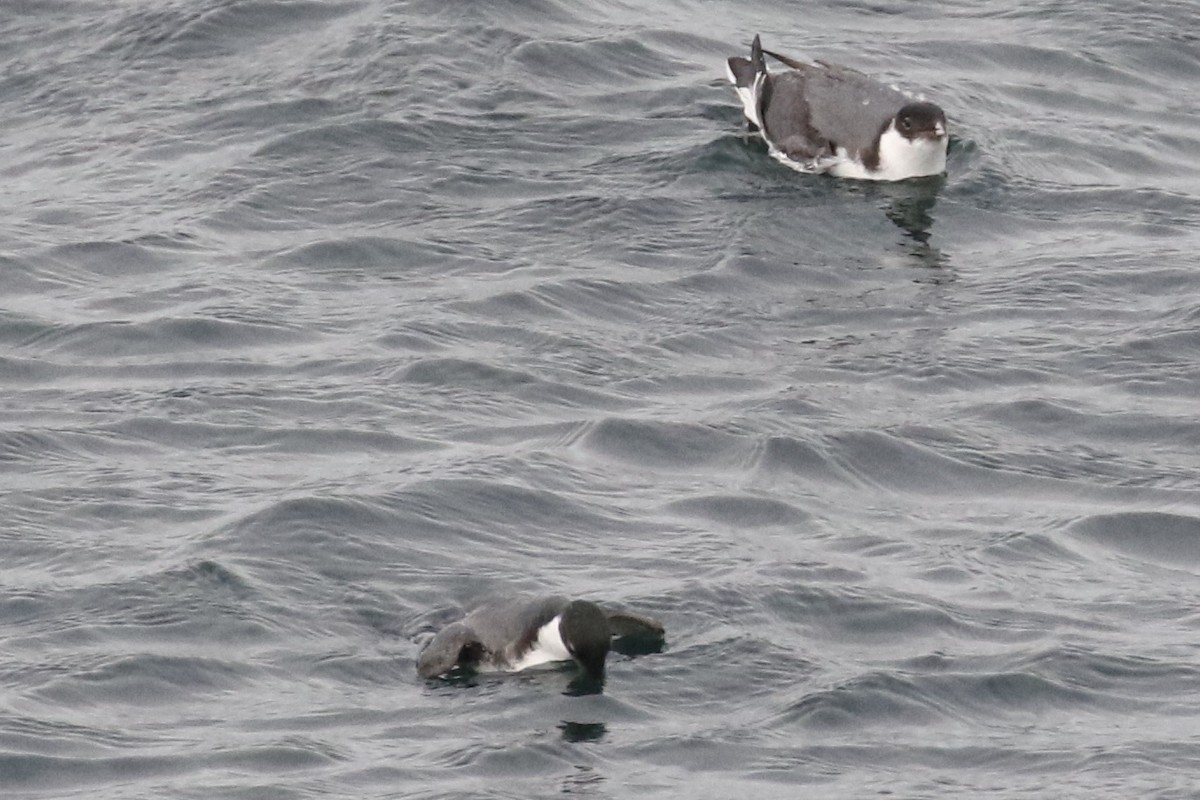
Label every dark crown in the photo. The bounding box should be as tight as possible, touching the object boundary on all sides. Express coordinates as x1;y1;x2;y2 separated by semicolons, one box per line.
895;101;946;138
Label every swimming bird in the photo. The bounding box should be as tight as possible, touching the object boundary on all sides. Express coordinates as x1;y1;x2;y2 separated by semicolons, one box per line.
726;35;948;181
417;595;664;682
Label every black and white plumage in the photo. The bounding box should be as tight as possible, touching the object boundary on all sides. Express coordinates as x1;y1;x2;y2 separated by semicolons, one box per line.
416;595;665;682
726;35;948;181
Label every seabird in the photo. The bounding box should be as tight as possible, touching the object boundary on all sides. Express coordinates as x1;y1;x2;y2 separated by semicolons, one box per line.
726;35;948;181
417;595;665;682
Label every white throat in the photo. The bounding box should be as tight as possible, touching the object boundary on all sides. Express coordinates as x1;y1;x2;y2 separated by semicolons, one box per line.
506;615;572;672
831;122;947;181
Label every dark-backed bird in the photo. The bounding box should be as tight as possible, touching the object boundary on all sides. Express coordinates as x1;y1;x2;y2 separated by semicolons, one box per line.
726;35;948;181
417;595;664;682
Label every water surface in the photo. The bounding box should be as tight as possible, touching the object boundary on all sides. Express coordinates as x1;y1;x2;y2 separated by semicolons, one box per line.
3;0;1200;797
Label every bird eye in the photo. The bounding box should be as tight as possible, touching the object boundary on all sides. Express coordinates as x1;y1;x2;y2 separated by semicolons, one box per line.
900;117;912;131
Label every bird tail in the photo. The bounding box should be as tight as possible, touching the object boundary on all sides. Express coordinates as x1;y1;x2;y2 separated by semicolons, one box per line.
725;34;767;130
760;46;809;71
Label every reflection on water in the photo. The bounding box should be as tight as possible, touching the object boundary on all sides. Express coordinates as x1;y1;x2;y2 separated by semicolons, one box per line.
565;672;606;696
728;130;951;265
559;721;608;743
843;172;949;268
436;669;480;688
561;764;607;795
879;174;945;244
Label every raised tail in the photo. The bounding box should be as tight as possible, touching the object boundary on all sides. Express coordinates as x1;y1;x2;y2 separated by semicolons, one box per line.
725;34;768;130
760;46;808;71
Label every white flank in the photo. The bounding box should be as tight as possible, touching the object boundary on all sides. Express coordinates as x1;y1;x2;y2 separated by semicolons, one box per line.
505;615;572;672
725;60;765;130
827;122;947;181
748;71;767;129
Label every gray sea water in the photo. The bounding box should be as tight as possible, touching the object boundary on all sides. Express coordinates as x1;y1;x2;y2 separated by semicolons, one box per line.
4;0;1200;797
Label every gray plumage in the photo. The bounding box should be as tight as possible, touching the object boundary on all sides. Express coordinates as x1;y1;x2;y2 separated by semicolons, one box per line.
769;62;911;164
727;35;948;177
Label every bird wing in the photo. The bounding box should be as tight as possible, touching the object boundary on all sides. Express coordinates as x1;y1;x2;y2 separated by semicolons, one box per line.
795;64;908;156
604;608;665;638
760;45;908;158
605;607;666;658
417;621;480;678
759;71;831;164
462;595;569;661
